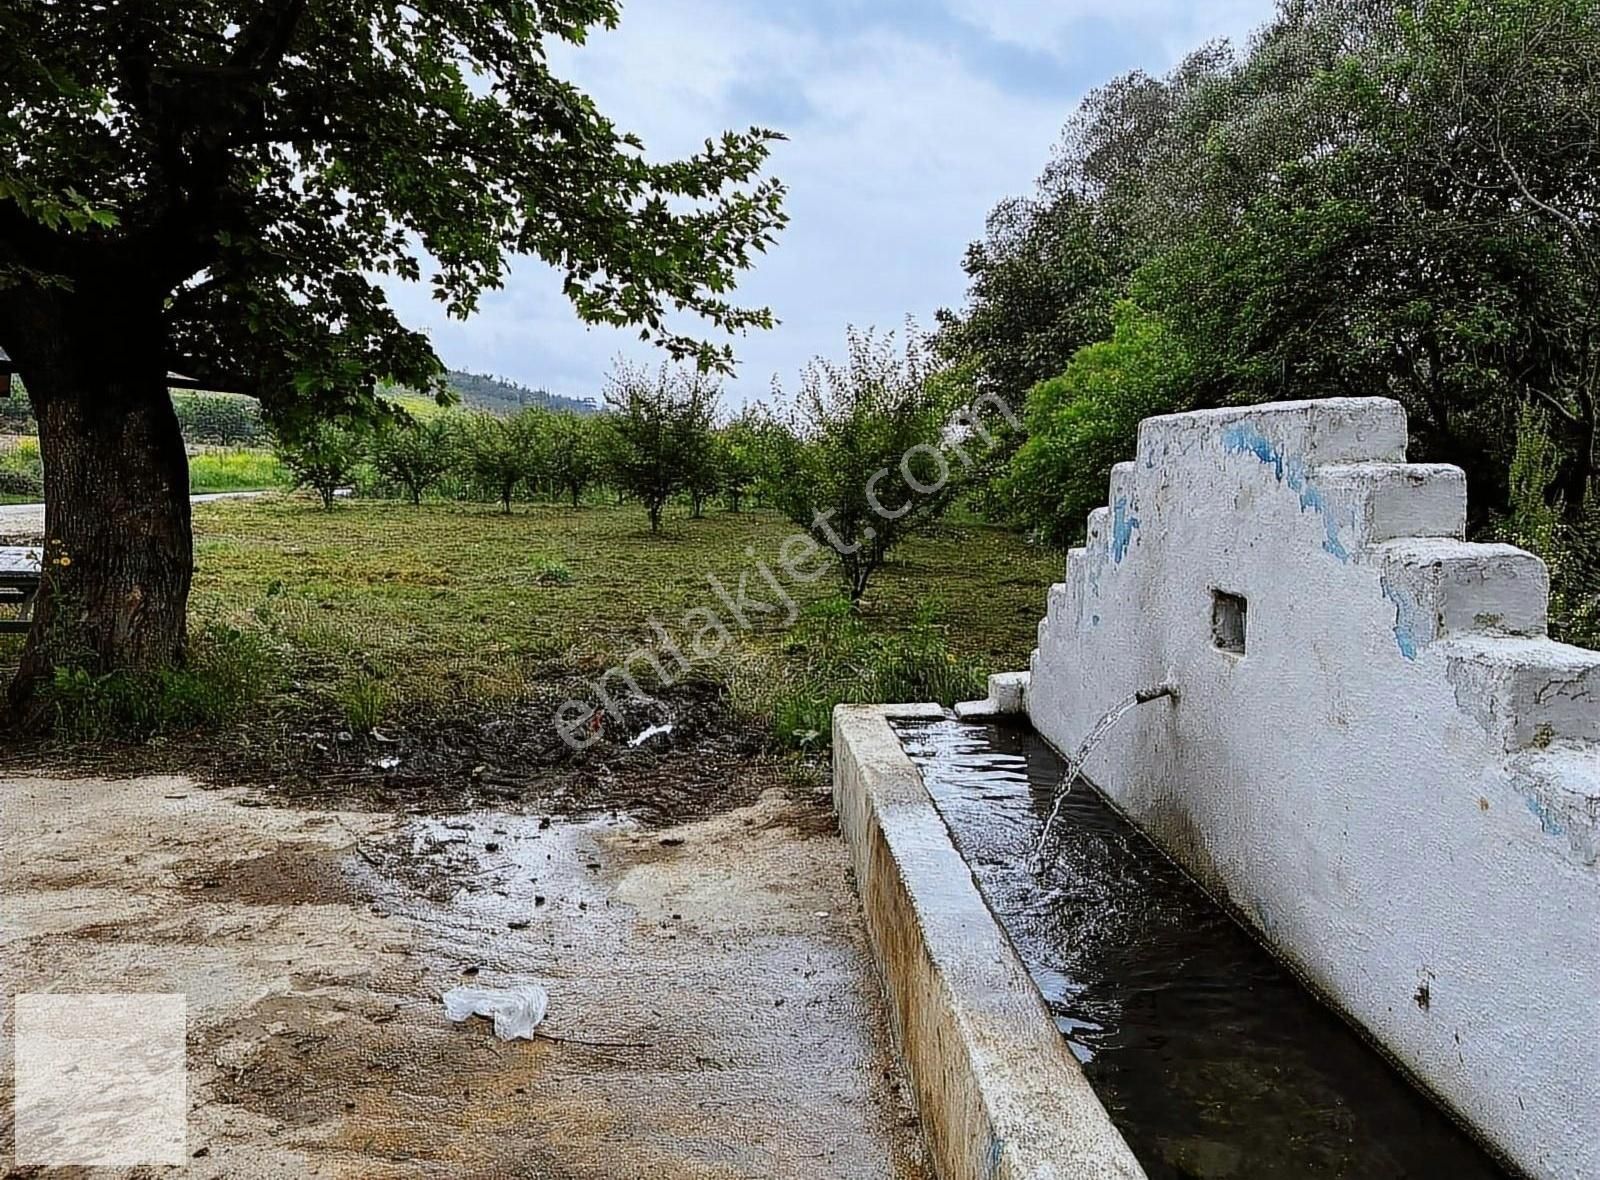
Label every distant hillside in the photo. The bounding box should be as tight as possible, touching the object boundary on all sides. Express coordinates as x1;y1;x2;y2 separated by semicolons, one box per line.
445;370;599;416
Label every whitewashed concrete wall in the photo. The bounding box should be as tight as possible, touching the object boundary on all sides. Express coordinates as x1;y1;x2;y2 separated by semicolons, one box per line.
1027;398;1599;1180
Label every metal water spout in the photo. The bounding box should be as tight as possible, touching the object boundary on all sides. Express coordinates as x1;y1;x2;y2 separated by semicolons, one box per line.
1034;682;1177;864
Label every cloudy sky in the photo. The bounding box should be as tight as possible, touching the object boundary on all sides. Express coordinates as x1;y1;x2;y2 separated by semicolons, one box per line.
382;0;1276;406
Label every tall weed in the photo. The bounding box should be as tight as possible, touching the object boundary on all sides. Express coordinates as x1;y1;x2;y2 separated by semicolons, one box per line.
738;597;985;749
45;624;283;742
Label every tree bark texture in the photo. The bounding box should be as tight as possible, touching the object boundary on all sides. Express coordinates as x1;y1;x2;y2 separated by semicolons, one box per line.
5;289;192;715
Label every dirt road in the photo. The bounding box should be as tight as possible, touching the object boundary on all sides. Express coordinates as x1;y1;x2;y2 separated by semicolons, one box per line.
0;490;269;540
0;769;929;1179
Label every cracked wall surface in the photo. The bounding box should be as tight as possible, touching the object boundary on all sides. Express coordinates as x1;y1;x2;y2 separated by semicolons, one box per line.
1025;398;1599;1180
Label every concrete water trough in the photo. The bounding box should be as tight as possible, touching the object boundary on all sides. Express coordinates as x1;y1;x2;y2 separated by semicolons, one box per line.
833;399;1596;1180
833;702;1145;1180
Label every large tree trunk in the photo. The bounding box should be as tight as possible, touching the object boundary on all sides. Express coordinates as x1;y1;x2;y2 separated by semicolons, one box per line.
6;299;192;720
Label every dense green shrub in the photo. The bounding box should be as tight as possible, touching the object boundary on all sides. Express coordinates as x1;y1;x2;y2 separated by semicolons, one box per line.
0;468;39;497
44;623;282;742
746;597;985;748
172;392;266;446
273;420;369;509
0;381;34;434
0;437;43;498
1005;303;1192;544
1494;404;1600;650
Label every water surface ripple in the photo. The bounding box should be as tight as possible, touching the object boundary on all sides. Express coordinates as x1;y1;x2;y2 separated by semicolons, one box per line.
893;717;1511;1180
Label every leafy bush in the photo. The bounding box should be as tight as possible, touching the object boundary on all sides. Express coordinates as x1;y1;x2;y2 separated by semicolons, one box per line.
743;597;985;748
172;392;266;446
273;420;369;509
529;556;573;585
370;414;459;503
0;437;43;498
0;468;39;497
1005;303;1192;544
0;382;35;434
44;623;282;742
1494;404;1600;649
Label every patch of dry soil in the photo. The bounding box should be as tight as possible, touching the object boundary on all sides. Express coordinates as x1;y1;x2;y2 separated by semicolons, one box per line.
0;773;930;1179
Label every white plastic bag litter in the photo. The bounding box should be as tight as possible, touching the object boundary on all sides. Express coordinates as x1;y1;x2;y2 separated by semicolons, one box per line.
629;722;673;747
442;984;549;1041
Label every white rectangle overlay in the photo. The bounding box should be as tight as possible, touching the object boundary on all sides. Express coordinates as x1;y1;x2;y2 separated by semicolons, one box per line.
12;993;187;1166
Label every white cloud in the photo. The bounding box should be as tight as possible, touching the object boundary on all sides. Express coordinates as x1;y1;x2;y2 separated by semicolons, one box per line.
383;0;1277;406
946;0;1270;59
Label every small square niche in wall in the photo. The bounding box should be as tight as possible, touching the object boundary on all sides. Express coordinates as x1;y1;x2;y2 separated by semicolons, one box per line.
1212;590;1247;655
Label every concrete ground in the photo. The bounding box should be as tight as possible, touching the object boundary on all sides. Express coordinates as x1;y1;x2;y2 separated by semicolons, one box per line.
0;773;930;1178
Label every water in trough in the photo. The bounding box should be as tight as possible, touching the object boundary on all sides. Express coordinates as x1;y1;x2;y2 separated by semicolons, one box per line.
893;716;1513;1180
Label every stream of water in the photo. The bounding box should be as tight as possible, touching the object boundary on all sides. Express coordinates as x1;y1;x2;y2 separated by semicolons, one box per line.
894;716;1512;1180
1035;685;1173;863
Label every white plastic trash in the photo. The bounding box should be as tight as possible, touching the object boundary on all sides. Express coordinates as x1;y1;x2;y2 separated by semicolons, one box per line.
442;983;550;1041
629;723;673;747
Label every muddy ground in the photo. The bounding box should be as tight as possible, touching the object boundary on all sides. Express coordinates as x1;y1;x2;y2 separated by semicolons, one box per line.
0;748;932;1178
1;678;781;828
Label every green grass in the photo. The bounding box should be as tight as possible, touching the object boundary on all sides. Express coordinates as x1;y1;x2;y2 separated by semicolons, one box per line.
0;441;288;502
178;497;1058;733
188;448;289;493
42;623;284;742
379;390;453;420
0;436;42;500
737;596;990;748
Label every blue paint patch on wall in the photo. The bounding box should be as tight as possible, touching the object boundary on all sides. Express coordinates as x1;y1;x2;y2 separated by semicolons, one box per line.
1111;497;1140;563
1222;422;1283;479
1380;577;1423;660
1221;424;1353;562
1287;457;1353;562
1526;794;1566;838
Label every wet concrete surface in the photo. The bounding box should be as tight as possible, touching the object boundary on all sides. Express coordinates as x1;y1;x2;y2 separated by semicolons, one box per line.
0;772;930;1178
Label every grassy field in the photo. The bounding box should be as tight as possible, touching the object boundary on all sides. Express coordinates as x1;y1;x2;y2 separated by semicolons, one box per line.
188;447;289;493
190;496;1056;724
1;440;289;501
0;492;1061;794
